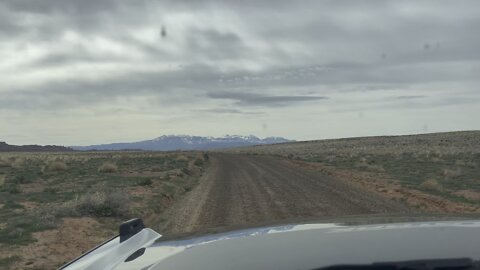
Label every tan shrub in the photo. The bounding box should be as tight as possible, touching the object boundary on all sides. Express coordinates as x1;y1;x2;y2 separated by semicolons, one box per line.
10;157;24;168
454;160;466;166
47;160;68;171
74;191;130;217
98;162;118;173
420;179;443;192
355;158;385;172
442;168;462;178
176;155;189;162
0;157;10;167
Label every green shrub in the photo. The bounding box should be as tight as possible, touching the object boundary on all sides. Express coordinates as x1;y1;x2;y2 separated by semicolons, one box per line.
14;174;32;184
7;185;20;194
181;167;190;175
43;187;58;194
137;178;153;186
0;256;20;268
0;215;52;245
194;159;204;166
3;200;24;210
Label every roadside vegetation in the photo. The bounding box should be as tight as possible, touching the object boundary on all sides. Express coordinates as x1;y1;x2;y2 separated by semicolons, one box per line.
0;151;208;269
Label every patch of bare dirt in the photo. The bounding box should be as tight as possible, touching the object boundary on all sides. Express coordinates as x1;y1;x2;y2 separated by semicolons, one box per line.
18;201;39;211
128;185;156;197
288;160;480;214
9;217;114;270
121;171;166;178
0;174;5;186
455;190;480;202
20;182;44;193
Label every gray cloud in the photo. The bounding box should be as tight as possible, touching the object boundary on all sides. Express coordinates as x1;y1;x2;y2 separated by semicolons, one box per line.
1;0;480;144
28;50;123;68
185;28;248;60
395;95;427;100
207;92;328;107
196;108;264;115
0;66;219;110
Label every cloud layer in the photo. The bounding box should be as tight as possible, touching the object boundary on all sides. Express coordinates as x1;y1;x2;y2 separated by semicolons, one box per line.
1;0;479;145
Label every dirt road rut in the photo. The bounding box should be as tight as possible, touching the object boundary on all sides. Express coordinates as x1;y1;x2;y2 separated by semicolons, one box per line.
161;154;412;234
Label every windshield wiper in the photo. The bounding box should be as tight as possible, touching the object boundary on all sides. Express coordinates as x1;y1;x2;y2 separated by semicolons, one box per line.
317;258;479;270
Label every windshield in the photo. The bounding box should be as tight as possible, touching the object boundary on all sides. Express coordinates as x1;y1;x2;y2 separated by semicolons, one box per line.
1;1;479;269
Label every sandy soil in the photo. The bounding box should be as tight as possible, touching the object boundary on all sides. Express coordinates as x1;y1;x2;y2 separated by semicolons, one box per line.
6;218;113;270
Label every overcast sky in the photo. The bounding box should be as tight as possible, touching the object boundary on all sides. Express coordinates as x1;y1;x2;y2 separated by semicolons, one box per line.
1;0;479;145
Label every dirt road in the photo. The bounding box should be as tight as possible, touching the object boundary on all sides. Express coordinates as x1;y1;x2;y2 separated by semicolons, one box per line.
161;153;413;234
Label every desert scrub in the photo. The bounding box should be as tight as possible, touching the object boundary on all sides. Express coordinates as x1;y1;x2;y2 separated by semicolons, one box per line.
0;157;10;167
354;157;385;172
2;200;24;210
442;167;462;178
181;167;191;175
419;179;444;192
137;178;153;186
194;158;204;166
9;157;25;168
176;155;189;162
3;185;20;194
73;191;130;217
43;187;59;194
47;160;68;171
98;162;118;173
0;256;20;269
0;214;56;245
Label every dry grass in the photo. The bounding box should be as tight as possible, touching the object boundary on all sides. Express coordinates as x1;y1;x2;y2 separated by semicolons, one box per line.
176;154;189;162
354;158;385;172
419;179;444;192
72;191;131;217
98;162;118;173
10;158;24;168
0;158;10;167
442;167;462;178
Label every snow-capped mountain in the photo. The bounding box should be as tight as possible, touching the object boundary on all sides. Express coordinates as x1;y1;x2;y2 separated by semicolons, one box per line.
71;135;293;151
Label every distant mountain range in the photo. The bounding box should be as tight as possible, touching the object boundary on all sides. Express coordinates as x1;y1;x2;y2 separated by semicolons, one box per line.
72;135;293;151
0;142;73;152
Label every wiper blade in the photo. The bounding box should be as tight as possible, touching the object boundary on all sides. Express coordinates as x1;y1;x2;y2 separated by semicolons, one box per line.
318;258;479;270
